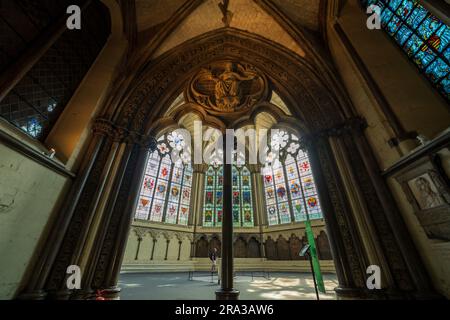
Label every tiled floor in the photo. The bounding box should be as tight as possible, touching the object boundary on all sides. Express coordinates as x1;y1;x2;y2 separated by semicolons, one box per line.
118;272;338;300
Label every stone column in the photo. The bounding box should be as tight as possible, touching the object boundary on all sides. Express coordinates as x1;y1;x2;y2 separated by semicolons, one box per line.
135;236;143;261
216;134;239;300
151;239;157;261
303;134;367;299
328;136;395;291
177;240;183;261
87;134;157;299
164;239;171;260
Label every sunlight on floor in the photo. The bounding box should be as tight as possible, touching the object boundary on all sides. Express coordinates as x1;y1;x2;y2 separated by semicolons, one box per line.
119;272;338;300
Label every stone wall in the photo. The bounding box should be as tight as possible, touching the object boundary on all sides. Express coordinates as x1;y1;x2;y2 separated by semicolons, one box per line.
122;221;334;273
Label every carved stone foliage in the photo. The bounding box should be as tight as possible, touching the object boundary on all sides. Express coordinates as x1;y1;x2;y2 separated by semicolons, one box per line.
92;117;157;150
133;227;147;240
186;61;268;114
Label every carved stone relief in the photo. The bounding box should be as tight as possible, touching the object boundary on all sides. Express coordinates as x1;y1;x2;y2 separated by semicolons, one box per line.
186;61;267;114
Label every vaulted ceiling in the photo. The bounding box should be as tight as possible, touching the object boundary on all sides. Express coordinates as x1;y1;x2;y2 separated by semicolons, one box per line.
136;0;322;32
133;0;324;61
136;0;186;31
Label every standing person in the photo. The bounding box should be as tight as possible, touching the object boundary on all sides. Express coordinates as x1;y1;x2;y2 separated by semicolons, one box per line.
209;247;218;273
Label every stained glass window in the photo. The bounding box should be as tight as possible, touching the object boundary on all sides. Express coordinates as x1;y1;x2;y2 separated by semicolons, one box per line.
361;0;450;101
135;131;193;225
203;165;254;227
263;131;323;226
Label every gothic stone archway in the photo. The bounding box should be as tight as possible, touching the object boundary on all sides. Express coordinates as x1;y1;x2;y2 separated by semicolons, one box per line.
20;29;436;300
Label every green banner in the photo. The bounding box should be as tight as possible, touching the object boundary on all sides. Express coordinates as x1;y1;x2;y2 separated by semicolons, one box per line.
305;219;326;294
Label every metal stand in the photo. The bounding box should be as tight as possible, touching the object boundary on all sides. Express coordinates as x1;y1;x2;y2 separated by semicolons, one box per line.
300;244;320;301
307;252;320;301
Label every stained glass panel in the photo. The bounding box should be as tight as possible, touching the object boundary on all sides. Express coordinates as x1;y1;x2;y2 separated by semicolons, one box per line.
203;167;216;227
361;0;450;101
202;165;254;227
241;167;254;227
134;132;193;225
232;166;241;226
263;132;323;225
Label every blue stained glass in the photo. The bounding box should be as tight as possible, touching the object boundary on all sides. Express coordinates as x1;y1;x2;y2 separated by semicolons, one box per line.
404;34;424;56
396;0;416;20
417;15;442;40
414;47;437;69
381;8;394;28
388;0;403;11
361;1;450;101
425;58;450;83
395;25;413;45
387;15;402;35
406;5;428;29
444;46;450;63
433;25;450;53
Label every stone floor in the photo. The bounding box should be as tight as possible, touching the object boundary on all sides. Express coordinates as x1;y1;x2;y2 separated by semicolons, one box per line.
118;272;338;300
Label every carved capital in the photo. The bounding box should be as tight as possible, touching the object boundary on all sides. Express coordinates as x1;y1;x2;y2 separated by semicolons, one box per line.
138;135;158;152
113;126;130;143
92;118;115;137
133;227;147;241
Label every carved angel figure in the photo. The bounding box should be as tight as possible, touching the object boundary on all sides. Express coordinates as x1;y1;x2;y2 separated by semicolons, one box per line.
203;62;257;111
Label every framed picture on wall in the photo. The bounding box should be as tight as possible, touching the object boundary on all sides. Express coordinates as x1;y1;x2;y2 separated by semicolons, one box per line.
394;155;450;242
407;173;445;210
